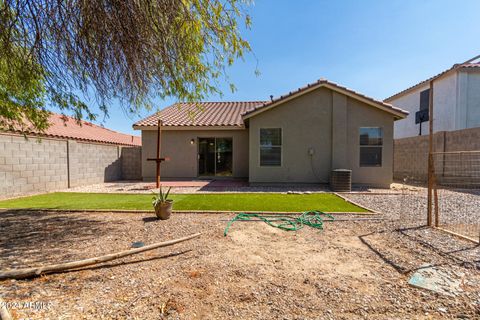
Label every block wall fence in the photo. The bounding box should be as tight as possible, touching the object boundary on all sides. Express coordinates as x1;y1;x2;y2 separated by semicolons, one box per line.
0;133;142;199
394;127;480;183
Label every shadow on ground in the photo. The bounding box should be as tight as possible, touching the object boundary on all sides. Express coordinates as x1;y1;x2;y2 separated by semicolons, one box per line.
0;210;124;268
359;225;480;274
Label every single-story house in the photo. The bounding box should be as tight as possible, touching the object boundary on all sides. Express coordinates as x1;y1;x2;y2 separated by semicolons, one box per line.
133;79;408;187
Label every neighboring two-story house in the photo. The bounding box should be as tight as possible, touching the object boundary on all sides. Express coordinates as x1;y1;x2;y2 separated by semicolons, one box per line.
385;58;480;139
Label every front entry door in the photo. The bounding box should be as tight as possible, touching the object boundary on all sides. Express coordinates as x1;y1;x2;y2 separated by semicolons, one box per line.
198;138;233;176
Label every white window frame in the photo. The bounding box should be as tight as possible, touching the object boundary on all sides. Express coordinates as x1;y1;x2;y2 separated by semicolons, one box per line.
259;128;282;167
359;127;383;167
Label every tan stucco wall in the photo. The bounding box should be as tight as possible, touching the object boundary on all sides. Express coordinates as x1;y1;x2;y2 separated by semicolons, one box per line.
248;87;395;187
345;98;394;187
248;87;333;184
141;129;249;180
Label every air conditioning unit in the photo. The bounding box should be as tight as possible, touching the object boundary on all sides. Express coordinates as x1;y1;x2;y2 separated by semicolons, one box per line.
330;169;352;192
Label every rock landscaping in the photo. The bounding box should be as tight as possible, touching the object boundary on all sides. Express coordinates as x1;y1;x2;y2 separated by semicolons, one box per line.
0;197;478;319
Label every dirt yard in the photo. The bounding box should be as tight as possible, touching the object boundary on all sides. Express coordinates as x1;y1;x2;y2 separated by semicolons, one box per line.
0;209;478;319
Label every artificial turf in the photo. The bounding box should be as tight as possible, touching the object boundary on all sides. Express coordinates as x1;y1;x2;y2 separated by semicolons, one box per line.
0;192;367;212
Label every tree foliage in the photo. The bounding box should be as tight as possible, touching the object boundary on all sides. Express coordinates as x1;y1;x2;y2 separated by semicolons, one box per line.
0;0;252;131
0;42;48;132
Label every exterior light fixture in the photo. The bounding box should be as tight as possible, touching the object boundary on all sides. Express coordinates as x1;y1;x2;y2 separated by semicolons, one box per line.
190;139;195;145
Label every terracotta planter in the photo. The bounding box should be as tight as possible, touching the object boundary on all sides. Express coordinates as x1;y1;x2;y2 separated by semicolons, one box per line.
154;200;173;220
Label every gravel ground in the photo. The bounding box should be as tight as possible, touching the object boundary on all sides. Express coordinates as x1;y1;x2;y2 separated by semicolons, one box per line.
56;181;423;195
58;181;414;195
0;181;411;199
342;186;480;240
0;209;479;319
0;182;479;319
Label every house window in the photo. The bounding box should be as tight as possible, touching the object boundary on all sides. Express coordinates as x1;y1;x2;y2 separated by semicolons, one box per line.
260;128;282;166
359;127;382;167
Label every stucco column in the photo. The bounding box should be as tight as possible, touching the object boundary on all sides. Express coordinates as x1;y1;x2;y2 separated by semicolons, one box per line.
331;92;348;169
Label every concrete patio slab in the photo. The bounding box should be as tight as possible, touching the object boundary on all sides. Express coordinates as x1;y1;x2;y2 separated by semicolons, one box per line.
59;180;331;194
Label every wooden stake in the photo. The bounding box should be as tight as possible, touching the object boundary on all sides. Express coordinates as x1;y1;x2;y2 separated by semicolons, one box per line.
434;178;439;227
434;227;479;244
427;80;434;227
147;119;165;188
155;119;162;188
0;233;201;280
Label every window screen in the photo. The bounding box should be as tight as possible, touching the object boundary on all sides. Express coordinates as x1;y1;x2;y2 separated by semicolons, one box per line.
359;127;383;167
260;128;282;166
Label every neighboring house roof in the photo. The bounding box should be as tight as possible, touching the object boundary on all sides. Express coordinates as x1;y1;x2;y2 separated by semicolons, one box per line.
134;78;408;130
133;101;266;129
242;78;409;120
7;113;141;146
385;62;480;102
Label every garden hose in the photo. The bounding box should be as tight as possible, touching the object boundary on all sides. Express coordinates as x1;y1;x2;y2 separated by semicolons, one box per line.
223;211;335;236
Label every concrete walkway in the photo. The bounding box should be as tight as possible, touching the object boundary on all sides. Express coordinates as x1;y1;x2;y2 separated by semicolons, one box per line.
58;180;411;194
60;180;332;194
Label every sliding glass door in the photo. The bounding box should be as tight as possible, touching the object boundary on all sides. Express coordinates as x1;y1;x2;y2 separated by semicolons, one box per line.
198;138;233;177
198;138;216;176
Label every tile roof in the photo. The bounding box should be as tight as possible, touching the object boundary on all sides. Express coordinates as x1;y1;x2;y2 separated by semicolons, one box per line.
9;113;141;146
242;78;408;119
134;78;408;129
133;101;266;128
385;62;480;102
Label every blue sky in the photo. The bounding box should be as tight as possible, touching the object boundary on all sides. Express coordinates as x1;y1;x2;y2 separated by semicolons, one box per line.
74;0;480;135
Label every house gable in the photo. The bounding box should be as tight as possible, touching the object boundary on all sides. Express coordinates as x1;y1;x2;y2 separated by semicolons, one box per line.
243;79;408;121
247;85;395;186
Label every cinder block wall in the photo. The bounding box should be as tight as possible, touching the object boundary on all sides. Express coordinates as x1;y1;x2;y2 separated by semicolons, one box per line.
0;134;68;197
0;133;142;199
68;140;122;187
121;147;142;180
394;127;480;183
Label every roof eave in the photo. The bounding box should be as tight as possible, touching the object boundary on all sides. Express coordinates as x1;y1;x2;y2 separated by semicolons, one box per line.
4;130;141;147
384;65;480;102
133;125;246;131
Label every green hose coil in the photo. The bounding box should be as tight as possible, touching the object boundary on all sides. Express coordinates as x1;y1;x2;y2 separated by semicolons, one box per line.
224;211;335;236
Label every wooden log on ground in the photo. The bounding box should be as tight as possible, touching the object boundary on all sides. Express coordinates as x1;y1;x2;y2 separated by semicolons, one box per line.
0;297;12;320
434;227;479;244
0;233;201;280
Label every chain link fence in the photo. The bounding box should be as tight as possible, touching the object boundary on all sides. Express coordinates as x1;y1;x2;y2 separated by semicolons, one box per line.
432;151;480;243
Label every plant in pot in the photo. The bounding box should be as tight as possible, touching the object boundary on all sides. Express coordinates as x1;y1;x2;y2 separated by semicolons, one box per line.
152;186;173;220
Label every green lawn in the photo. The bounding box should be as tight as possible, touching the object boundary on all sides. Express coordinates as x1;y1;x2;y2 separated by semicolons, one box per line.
0;192;367;212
